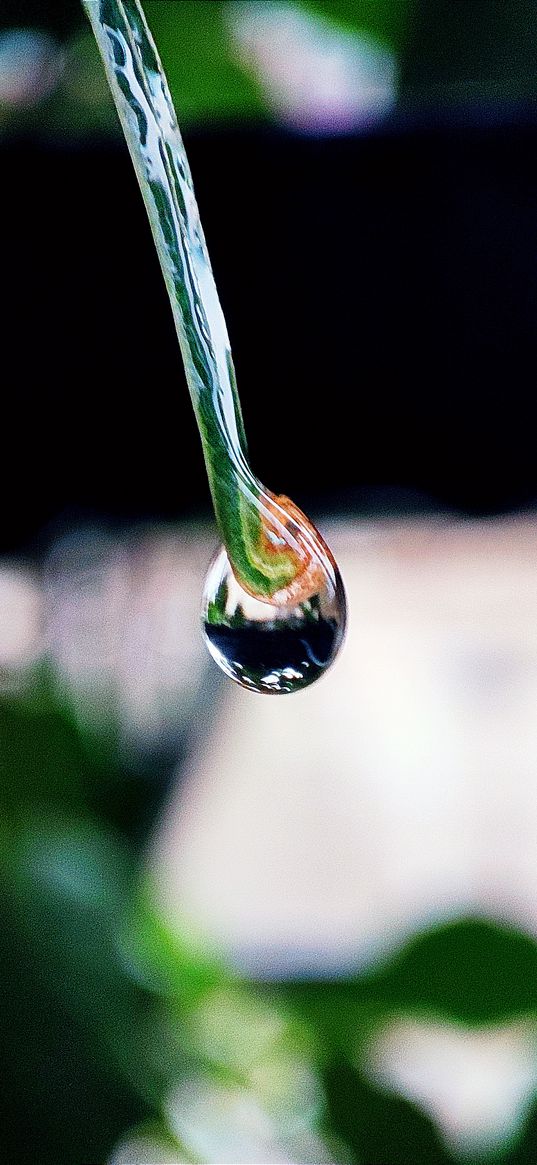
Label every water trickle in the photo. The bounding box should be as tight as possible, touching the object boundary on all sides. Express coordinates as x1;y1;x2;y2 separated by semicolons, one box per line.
84;0;347;692
202;502;346;694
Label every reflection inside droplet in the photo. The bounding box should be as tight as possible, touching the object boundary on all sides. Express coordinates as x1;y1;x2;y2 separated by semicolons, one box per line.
201;535;346;695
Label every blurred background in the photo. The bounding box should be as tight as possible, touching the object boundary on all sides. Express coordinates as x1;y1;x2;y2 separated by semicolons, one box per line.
3;1;537;1163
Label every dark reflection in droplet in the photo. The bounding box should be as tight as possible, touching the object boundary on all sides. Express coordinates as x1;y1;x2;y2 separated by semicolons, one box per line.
202;544;347;694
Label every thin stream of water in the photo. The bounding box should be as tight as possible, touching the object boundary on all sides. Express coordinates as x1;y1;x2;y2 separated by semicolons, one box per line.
84;0;346;692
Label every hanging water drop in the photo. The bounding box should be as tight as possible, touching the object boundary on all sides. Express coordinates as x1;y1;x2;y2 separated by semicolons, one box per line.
202;507;346;694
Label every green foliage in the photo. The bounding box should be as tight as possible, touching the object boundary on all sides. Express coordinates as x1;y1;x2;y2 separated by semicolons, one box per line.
367;918;537;1025
0;672;88;812
3;666;537;1163
4;0;537;136
143;0;412;126
144;1;265;125
1;0;413;137
323;1060;453;1165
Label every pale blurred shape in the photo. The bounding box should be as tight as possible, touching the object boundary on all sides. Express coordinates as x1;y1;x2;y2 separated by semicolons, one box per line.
249;1050;323;1133
44;527;211;752
191;985;288;1071
228;1;397;132
0;566;41;678
165;1074;331;1165
109;1132;187;1164
166;1078;293;1164
0;29;63;107
154;517;537;975
189;986;323;1133
366;1017;537;1156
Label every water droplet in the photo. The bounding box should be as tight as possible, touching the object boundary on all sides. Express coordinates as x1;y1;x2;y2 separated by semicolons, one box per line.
84;2;348;695
202;518;346;694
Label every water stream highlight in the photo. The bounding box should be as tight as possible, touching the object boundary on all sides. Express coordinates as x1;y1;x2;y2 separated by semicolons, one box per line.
83;0;346;693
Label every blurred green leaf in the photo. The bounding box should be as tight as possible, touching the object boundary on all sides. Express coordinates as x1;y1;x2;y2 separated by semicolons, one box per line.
0;675;88;812
323;1059;455;1165
0;815;151;1165
144;0;265;125
122;884;233;1004
310;0;415;50
281;919;537;1046
367;919;537;1025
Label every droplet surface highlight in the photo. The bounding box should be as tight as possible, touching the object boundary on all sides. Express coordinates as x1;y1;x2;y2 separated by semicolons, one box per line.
202;540;346;695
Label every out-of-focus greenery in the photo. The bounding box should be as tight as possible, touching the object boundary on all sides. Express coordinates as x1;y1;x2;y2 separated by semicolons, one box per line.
2;0;537;138
143;0;413;124
3;660;537;1164
0;0;415;136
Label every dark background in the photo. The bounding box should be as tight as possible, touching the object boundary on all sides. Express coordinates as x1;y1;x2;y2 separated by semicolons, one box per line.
4;119;537;556
3;1;537;554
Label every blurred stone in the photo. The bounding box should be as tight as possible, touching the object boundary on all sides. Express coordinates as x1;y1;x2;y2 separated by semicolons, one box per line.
0;565;41;683
43;525;214;754
153;516;537;974
0;29;63;107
